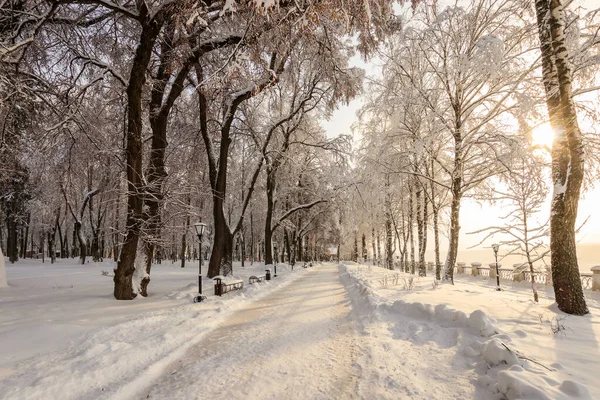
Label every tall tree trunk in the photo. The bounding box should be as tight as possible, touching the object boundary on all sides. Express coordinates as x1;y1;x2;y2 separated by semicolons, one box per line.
112;192;120;262
141;97;168;296
49;210;59;264
240;228;245;267
433;203;441;280
535;0;587;314
180;195;191;269
57;212;65;259
208;200;234;277
30;228;34;259
385;175;393;270
6;209;18;263
297;233;303;262
114;14;163;300
71;222;78;258
74;220;87;264
284;228;291;264
353;231;358;262
430;159;442;280
376;230;381;266
420;183;428;277
264;166;275;265
250;211;255;265
64;235;69;259
409;185;415;274
444;121;464;284
361;233;367;262
142;20;198;293
39;231;44;263
416;177;425;276
290;231;297;266
21;212;30;259
371;227;376;265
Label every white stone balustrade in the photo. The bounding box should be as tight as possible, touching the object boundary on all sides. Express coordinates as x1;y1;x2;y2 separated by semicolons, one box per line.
433;259;595;291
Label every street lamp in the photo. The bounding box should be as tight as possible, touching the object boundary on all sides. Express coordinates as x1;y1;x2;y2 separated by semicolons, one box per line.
193;222;207;303
273;242;278;277
492;243;501;291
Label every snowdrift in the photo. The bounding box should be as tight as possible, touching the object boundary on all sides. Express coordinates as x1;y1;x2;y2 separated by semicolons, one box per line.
338;263;592;400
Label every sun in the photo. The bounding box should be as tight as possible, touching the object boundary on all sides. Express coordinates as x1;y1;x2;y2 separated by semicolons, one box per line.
531;123;554;148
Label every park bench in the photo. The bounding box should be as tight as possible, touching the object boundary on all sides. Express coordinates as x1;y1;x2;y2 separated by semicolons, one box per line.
213;276;244;296
248;275;265;284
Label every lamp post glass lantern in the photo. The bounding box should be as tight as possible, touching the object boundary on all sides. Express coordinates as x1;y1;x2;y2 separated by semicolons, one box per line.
273;242;278;277
193;222;207;303
492;243;501;291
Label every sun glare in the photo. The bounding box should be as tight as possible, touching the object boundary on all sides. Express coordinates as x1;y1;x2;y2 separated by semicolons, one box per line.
531;123;554;148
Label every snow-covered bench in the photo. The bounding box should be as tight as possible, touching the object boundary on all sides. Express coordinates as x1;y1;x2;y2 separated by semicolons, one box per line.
248;275;265;284
213;276;244;296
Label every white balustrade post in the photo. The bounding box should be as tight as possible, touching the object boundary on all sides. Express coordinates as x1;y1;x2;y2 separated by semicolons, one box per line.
513;263;524;282
471;262;481;277
591;266;600;292
457;262;466;274
489;263;499;280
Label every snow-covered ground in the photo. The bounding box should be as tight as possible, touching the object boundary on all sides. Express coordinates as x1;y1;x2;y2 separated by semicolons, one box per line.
1;257;598;399
0;257;306;399
340;262;599;399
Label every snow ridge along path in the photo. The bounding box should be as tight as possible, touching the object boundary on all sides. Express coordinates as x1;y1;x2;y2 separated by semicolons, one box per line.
134;263;360;400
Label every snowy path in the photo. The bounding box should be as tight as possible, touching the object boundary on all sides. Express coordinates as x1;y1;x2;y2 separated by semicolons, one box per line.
8;260;592;399
131;263;360;400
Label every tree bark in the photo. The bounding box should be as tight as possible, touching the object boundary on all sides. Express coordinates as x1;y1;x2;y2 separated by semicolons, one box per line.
408;182;415;274
371;227;376;265
114;10;164;300
416;177;425;276
250;211;254;265
112;193;119;262
361;233;367;262
6;208;18;263
444;119;464;284
384;175;393;270
74;220;86;264
21;212;30;259
264;165;276;265
535;0;588;315
430;159;442;280
376;230;381;266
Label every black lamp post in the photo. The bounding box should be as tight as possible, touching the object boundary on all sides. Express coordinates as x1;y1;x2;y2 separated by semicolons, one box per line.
193;222;207;303
492;243;501;291
273;242;278;277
